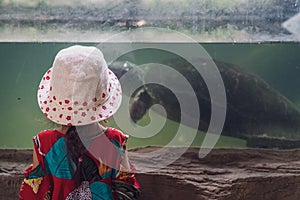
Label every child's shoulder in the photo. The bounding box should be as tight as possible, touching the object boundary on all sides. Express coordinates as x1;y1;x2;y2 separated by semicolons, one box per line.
107;127;128;137
106;127;129;145
35;129;63;141
33;129;63;155
37;129;58;136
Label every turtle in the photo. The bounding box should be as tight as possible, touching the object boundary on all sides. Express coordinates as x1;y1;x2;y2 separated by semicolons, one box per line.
108;58;300;141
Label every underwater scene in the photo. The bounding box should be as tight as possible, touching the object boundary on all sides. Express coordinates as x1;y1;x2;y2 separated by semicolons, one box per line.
2;1;300;200
1;42;300;149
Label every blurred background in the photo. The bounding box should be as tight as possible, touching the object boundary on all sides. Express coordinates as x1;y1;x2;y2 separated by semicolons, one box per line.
0;0;299;42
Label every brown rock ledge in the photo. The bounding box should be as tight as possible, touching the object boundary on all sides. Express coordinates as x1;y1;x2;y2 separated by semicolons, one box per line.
1;148;300;200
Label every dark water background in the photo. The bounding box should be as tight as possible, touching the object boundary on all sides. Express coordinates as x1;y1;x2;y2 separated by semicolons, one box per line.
1;42;299;149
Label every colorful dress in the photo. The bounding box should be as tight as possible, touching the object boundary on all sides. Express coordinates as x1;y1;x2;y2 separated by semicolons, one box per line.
19;127;140;200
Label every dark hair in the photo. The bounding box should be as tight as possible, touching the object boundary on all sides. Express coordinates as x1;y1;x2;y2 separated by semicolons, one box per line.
65;126;87;185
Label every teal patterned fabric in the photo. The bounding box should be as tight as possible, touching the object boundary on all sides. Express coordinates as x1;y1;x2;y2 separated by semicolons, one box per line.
45;137;73;179
90;182;113;200
27;164;44;179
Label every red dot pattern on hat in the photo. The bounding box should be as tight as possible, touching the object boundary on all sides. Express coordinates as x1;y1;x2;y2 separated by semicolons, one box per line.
38;67;122;126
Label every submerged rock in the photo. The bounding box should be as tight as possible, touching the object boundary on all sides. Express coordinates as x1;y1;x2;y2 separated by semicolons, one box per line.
246;136;300;149
2;148;300;200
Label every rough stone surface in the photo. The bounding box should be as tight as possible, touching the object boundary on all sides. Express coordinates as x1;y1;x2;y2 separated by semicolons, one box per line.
1;148;300;200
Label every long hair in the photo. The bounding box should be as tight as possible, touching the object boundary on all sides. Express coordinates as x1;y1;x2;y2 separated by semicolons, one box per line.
65;126;87;185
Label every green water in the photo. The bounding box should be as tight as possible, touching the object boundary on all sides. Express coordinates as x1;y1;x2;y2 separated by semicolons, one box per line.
0;42;299;149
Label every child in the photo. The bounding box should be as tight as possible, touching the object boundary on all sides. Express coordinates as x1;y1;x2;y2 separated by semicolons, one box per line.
19;45;140;200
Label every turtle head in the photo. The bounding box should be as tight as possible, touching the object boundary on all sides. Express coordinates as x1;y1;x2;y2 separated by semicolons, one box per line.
109;61;152;122
108;61;135;79
130;89;153;122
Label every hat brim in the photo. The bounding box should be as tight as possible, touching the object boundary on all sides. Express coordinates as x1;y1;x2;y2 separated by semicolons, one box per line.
37;68;122;126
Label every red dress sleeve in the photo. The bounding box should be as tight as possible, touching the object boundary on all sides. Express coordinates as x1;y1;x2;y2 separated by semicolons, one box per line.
19;130;61;200
107;128;140;189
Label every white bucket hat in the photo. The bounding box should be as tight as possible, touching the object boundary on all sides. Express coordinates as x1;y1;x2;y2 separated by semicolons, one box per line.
37;45;122;126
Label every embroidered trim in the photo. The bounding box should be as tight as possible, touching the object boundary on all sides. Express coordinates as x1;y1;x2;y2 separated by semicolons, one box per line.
23;177;43;194
33;135;46;156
